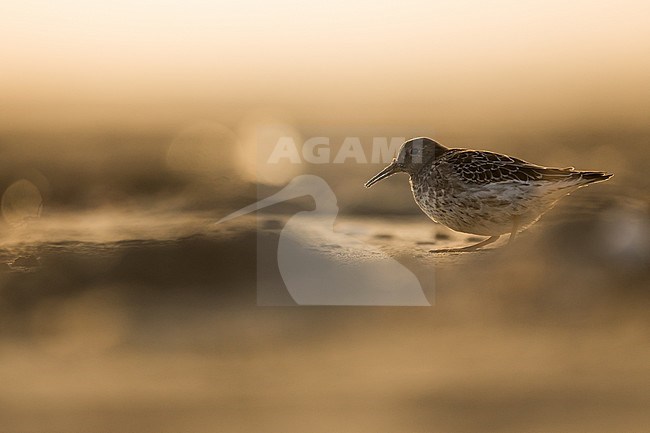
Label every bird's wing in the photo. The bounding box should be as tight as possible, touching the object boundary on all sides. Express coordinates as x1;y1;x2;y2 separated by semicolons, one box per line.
447;150;579;184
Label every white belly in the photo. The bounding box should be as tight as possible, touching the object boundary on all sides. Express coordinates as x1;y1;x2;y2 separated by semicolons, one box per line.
411;180;571;236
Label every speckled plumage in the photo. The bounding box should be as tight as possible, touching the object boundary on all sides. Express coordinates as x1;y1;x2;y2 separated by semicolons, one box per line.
365;137;612;250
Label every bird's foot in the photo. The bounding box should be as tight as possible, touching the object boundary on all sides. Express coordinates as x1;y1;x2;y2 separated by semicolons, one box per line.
429;246;486;253
429;235;501;253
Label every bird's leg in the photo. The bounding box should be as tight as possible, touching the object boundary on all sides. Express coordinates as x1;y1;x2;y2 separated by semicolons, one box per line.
460;235;501;251
508;216;520;245
429;235;500;253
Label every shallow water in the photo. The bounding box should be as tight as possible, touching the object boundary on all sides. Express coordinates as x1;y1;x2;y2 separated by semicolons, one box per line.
1;187;648;432
1;128;649;432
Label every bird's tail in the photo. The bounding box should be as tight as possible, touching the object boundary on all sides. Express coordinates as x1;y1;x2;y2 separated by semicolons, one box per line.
575;171;613;185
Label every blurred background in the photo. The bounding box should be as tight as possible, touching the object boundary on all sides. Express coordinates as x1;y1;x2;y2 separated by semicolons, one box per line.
1;1;649;432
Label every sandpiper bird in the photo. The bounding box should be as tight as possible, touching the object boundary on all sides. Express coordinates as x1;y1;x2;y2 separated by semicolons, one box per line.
364;137;612;251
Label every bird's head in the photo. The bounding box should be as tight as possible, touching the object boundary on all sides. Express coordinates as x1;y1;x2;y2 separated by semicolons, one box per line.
364;137;448;188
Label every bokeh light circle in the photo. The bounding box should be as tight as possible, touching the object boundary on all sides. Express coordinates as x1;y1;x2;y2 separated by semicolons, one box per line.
1;179;43;225
236;114;303;185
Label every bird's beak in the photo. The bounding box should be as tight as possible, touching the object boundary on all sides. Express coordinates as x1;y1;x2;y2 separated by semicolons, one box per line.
364;159;400;188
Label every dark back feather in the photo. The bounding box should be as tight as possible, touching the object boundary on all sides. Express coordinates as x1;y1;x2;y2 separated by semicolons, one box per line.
446;150;609;185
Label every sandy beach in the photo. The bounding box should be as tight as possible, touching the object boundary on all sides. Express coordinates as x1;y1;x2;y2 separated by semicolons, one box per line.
1;176;648;432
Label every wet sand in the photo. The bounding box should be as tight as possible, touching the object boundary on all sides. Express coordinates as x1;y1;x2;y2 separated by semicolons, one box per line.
0;188;648;433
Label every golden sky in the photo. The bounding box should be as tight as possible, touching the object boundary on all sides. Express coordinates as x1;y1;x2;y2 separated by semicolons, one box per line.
2;0;649;130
